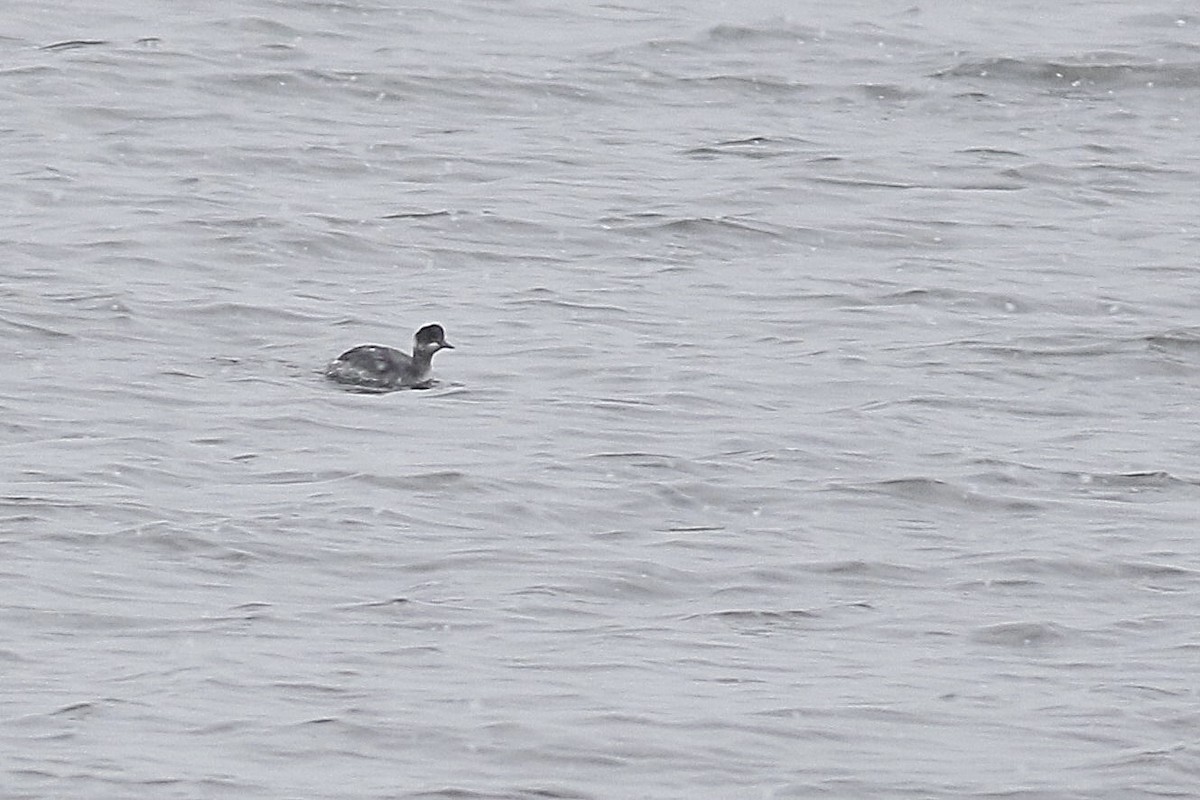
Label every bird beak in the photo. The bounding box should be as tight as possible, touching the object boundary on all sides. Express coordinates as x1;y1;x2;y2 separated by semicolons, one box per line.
440;341;455;350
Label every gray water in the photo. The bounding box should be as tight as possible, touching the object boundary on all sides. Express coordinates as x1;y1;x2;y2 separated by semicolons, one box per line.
3;1;1200;797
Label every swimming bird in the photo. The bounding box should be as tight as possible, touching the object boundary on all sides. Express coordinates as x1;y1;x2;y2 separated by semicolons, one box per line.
325;323;454;390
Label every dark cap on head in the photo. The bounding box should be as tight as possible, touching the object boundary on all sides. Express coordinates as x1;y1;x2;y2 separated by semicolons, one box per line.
415;323;452;348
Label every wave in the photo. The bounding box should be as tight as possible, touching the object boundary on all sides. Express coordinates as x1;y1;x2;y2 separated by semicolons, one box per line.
934;56;1200;90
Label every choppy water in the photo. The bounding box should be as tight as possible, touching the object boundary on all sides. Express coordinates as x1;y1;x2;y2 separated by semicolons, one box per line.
4;1;1200;797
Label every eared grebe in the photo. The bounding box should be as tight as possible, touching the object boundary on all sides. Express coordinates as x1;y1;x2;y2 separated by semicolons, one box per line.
325;323;454;389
